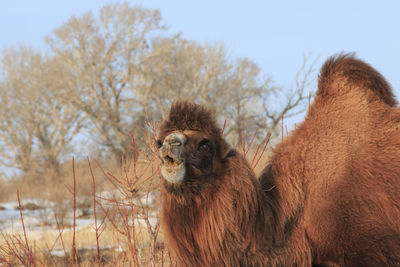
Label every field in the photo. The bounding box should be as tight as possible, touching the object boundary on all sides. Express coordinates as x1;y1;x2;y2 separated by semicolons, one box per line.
0;135;271;266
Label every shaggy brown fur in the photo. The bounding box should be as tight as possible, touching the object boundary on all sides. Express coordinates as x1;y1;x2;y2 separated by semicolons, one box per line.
158;54;400;266
158;102;287;266
260;54;400;266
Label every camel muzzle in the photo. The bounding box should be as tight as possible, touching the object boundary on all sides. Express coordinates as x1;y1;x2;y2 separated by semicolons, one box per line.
160;133;185;166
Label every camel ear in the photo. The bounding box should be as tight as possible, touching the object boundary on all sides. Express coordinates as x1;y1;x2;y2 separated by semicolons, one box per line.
219;139;233;159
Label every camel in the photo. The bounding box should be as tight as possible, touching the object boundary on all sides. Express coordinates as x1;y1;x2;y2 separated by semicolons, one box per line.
157;54;400;266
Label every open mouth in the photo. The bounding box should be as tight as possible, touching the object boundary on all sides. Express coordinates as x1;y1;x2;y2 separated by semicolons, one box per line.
162;154;183;167
160;153;185;183
165;155;175;163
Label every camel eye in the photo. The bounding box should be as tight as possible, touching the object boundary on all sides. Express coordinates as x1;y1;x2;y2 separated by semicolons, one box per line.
156;140;163;148
198;139;210;152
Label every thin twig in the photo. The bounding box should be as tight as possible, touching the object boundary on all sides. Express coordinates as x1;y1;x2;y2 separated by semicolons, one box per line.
88;158;101;266
16;190;34;266
252;132;271;169
71;157;77;267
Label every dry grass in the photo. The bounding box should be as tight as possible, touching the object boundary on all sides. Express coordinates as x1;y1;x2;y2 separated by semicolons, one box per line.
0;129;271;266
0;128;172;266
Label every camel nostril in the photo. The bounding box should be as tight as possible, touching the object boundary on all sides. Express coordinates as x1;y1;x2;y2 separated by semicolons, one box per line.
164;133;185;147
163;139;182;147
170;141;181;146
156;140;163;148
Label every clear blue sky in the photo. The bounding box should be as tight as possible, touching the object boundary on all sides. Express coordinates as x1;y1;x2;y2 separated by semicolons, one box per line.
1;0;399;109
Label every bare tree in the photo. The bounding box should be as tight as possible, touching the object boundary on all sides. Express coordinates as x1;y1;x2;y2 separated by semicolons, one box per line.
136;36;315;144
45;3;285;159
46;3;164;161
0;46;83;176
3;4;309;168
0;46;38;172
33;57;85;175
134;35;275;144
262;54;318;136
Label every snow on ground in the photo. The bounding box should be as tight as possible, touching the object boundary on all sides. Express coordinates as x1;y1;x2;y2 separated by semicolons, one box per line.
0;198;94;235
0;195;158;236
2;207;100;235
0;193;159;261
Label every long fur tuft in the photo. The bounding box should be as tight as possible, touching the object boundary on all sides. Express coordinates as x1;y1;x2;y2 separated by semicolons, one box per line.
160;100;222;137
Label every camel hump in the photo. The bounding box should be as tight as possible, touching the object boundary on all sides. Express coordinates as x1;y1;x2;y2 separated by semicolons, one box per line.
317;53;397;107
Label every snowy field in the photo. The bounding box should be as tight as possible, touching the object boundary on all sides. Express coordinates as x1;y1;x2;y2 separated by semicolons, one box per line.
0;199;95;234
0;195;158;258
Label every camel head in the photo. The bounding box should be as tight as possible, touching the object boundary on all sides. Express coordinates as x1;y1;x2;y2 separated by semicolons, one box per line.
157;101;232;186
